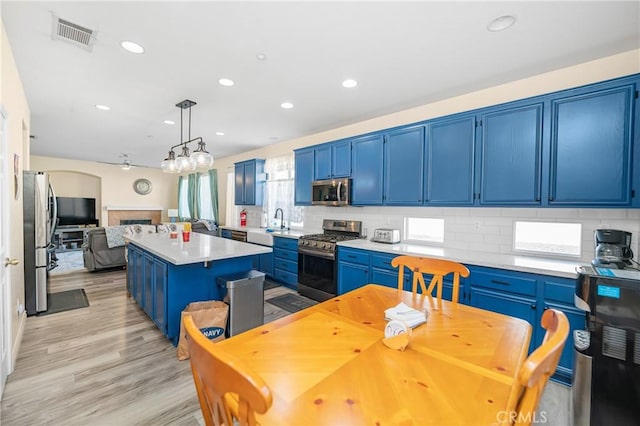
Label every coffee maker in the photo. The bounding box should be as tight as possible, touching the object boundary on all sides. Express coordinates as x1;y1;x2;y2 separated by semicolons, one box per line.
592;229;633;269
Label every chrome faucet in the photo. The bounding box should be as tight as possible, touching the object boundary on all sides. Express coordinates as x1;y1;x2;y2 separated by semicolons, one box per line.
274;208;286;230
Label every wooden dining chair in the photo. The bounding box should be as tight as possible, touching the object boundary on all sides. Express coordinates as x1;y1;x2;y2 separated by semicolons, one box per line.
184;315;273;426
511;308;570;426
391;255;470;302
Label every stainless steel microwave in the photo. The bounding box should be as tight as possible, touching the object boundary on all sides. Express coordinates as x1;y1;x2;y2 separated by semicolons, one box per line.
311;178;351;206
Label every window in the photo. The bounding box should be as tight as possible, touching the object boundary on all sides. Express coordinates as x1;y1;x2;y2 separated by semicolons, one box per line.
404;217;444;244
177;173;217;221
264;154;303;229
514;221;581;256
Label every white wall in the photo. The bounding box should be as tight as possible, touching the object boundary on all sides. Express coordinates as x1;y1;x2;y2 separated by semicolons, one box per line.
30;156;179;225
1;21;31;369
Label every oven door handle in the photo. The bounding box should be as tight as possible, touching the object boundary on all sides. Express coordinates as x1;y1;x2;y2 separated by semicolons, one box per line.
298;246;335;260
337;181;342;202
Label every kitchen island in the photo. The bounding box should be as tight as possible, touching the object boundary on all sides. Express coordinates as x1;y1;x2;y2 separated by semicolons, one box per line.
125;232;272;345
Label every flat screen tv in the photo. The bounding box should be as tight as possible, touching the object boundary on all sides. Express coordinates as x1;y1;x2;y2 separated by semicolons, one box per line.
55;197;98;227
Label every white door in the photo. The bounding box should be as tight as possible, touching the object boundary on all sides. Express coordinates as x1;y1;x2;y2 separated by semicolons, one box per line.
0;109;12;397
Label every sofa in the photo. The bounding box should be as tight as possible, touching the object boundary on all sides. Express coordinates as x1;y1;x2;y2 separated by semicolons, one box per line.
82;227;126;271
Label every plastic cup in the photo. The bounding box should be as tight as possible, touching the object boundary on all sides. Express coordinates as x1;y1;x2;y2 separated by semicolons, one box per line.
182;231;191;242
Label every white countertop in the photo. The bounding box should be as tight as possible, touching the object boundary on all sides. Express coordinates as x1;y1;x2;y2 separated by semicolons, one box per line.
127;232;272;265
338;239;587;279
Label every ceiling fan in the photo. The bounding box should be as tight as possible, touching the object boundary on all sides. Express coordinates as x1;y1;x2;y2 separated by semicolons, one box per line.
98;153;144;170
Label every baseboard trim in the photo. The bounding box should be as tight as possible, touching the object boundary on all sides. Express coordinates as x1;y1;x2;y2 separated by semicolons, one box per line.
11;311;26;374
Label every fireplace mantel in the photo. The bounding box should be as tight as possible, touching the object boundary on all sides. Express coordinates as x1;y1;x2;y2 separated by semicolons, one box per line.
106;206;163;226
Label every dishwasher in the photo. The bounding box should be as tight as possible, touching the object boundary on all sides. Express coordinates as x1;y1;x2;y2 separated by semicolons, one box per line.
230;230;247;242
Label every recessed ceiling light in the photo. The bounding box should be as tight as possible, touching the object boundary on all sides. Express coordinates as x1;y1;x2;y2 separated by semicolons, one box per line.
120;40;145;54
281;102;294;109
95;104;110;111
342;79;358;88
218;78;234;87
215;131;225;136
256;53;267;61
163;120;175;125
487;15;516;32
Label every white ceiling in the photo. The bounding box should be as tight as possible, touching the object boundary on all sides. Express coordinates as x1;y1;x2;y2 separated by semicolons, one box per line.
2;1;639;169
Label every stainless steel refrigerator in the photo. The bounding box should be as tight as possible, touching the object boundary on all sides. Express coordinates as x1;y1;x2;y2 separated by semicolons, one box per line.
23;171;57;316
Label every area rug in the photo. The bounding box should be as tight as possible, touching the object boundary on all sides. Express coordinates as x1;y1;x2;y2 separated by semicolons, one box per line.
37;289;89;316
263;280;281;291
266;293;317;313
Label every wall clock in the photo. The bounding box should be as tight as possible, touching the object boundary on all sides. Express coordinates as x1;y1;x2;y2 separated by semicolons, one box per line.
133;178;152;195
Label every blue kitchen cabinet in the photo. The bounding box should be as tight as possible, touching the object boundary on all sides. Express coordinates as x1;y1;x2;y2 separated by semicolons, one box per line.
370;252;410;290
143;253;154;317
479;103;543;205
314;144;331;180
272;236;298;288
383;126;425;205
351;134;384;205
153;258;167;333
548;82;635;206
294;147;314;205
337;247;370;294
332;140;352;177
252;250;274;278
314;140;351;180
465;267;539;352
424;114;476;205
126;244;138;296
234;159;265;206
542;278;586;382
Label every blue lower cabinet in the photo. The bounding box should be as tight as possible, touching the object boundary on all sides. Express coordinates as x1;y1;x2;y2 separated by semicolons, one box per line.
273;237;298;289
252;248;274;278
468;286;539;353
338;262;369;294
543;302;584;382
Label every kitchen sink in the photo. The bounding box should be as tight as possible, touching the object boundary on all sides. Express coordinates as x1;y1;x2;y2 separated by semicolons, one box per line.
246;229;273;246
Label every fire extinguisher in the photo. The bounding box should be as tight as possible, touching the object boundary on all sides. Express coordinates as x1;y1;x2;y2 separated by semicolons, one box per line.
240;209;247;227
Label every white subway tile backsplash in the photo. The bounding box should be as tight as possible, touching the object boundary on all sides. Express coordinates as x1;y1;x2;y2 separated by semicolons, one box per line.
536;208;579;219
292;205;638;264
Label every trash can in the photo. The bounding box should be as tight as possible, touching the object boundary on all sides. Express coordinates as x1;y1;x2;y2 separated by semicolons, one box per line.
217;270;265;336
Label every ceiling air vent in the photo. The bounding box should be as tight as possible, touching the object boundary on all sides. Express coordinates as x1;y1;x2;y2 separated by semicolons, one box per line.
52;17;95;51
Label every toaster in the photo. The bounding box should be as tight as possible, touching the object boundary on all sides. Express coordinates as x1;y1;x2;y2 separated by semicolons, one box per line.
371;229;400;244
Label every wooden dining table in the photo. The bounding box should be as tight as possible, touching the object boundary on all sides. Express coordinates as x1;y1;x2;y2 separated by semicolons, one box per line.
216;284;532;425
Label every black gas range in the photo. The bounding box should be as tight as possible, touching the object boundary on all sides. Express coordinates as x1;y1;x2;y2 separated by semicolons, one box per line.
298;219;362;302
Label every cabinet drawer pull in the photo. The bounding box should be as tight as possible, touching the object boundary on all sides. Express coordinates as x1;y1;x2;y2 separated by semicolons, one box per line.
490;279;511;286
347;255;357;259
531;304;536;309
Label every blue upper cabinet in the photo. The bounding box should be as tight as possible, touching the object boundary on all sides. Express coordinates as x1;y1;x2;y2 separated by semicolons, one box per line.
425;114;476;205
294;147;314;205
314;144;331;180
479;103;543;205
352;134;384;205
384;126;425;205
314;140;351;180
548;83;635;206
331;140;352;177
234;159;265;205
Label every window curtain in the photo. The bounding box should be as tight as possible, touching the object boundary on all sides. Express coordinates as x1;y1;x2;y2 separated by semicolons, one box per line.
208;169;219;224
188;173;200;219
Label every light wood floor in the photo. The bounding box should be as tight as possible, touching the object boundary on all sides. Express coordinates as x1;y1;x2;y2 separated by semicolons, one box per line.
0;269;571;425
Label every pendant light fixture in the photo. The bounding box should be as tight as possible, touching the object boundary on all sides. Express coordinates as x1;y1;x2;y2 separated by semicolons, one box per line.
161;99;214;173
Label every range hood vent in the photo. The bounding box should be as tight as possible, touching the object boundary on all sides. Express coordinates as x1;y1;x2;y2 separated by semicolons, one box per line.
53;17;95;51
